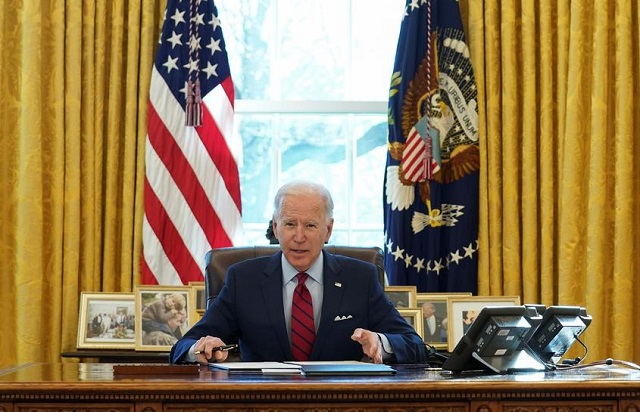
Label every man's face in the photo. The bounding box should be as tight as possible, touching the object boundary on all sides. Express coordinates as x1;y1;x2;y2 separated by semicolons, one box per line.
167;315;180;329
422;302;436;318
273;192;333;272
167;309;185;329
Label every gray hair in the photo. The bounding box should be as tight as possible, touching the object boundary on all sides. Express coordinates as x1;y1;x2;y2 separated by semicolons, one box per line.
273;180;334;222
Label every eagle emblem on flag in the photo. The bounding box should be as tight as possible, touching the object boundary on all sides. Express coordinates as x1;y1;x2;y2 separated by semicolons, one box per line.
387;30;479;233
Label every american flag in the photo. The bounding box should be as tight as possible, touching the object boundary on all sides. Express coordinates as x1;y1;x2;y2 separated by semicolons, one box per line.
142;0;242;285
384;0;479;293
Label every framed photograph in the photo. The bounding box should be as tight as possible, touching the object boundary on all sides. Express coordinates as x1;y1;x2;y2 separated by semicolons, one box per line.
384;286;417;308
398;308;424;341
76;292;136;349
447;295;521;352
189;281;206;317
415;292;471;350
134;285;196;352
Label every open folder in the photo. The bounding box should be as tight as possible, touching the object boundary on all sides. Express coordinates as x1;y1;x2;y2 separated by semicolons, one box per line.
288;361;396;376
209;362;302;375
209;361;396;376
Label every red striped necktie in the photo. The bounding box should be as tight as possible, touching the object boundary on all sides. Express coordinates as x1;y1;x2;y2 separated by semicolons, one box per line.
291;272;315;361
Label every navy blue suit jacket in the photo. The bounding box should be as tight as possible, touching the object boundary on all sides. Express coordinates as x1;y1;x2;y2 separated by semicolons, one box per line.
171;251;426;364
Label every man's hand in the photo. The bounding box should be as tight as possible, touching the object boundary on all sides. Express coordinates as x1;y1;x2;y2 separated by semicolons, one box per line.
194;336;230;364
351;328;383;364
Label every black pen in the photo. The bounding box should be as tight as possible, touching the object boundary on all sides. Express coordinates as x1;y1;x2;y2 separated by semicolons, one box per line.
194;344;238;355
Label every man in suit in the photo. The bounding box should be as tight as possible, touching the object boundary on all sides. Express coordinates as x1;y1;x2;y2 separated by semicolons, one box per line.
421;302;445;343
170;180;427;365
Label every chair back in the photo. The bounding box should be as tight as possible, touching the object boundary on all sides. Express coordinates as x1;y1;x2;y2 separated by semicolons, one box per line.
204;245;385;309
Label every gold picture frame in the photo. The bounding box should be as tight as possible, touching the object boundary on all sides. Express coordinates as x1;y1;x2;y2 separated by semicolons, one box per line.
76;292;136;349
398;308;424;341
189;281;206;318
134;285;196;352
415;292;471;350
384;285;417;308
446;295;521;352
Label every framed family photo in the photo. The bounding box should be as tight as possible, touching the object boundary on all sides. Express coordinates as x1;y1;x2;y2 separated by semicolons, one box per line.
384;286;417;308
76;292;136;349
446;295;521;352
134;285;196;352
415;292;471;350
398;308;424;341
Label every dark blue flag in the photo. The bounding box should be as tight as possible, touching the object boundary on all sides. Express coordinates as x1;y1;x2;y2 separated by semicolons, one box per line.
384;0;479;293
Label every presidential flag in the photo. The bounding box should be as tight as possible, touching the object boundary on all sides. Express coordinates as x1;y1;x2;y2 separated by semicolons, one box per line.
142;0;242;285
384;0;479;293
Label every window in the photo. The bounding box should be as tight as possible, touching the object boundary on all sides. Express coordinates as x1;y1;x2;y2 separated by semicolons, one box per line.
217;0;404;247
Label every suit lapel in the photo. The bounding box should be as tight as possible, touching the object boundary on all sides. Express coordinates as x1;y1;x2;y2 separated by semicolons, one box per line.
260;251;292;358
311;251;345;359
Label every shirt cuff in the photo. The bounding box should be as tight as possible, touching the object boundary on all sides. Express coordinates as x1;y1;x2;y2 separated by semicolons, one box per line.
377;333;394;360
185;344;197;363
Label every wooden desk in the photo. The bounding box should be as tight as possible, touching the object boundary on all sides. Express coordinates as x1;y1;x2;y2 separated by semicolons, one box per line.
1;362;639;412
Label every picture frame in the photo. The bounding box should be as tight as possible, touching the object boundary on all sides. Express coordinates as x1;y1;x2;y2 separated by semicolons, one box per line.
398;308;423;341
76;292;136;349
134;285;196;352
384;286;417;308
446;295;521;352
415;292;471;350
189;281;206;317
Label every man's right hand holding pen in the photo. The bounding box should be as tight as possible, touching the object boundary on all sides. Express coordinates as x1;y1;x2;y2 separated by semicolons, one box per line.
193;336;237;364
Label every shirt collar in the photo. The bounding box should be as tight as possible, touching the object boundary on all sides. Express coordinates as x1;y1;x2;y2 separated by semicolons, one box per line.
282;251;324;285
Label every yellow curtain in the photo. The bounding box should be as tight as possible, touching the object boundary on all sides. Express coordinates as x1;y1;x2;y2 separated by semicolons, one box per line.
466;0;640;362
0;0;164;366
0;0;639;367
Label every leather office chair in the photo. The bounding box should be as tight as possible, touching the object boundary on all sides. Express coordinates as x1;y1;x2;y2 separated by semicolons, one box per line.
204;245;385;310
